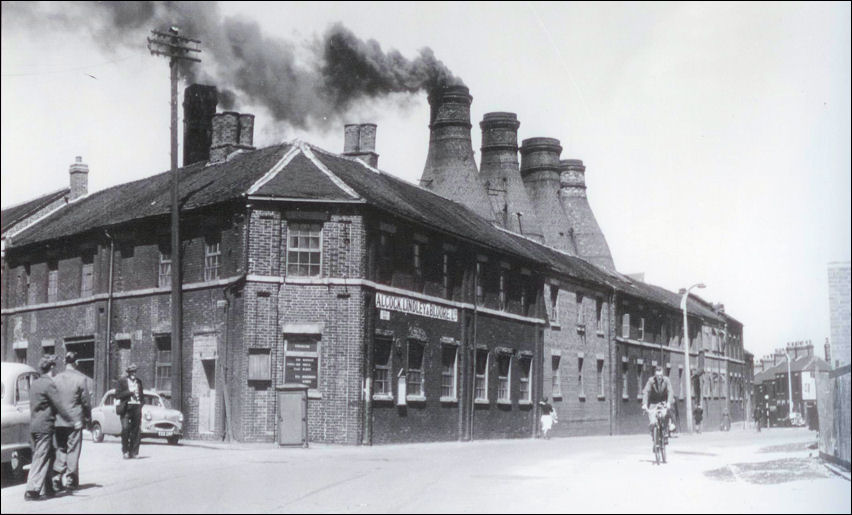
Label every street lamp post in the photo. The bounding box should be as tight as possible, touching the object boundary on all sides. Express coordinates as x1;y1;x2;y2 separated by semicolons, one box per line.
783;350;794;421
680;283;705;434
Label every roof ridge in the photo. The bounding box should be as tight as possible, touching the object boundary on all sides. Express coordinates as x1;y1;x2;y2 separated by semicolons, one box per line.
299;143;361;199
1;187;69;212
246;143;302;195
5;189;91;240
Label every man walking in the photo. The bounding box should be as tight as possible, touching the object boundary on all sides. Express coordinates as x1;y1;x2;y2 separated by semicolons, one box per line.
25;356;78;501
52;351;92;490
115;364;143;459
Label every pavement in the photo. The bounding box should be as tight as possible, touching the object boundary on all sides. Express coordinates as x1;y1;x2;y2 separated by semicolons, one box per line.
1;427;849;513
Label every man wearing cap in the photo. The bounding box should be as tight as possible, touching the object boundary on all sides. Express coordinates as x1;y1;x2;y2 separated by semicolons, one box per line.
52;351;92;490
115;364;144;459
25;356;79;501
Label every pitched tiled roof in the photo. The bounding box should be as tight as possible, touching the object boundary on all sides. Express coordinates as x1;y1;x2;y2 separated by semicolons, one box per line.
7;141;730;325
1;188;69;234
11;145;293;247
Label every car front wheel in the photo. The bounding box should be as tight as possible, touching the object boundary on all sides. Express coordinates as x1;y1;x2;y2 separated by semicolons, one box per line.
91;422;104;443
6;449;29;481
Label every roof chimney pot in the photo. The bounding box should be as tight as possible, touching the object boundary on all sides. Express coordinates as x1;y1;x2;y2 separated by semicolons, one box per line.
68;156;89;201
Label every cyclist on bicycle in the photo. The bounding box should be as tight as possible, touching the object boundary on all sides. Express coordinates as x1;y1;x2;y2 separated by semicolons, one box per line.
641;365;674;449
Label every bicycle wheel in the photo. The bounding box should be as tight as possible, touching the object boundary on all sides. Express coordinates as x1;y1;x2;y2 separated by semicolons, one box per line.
653;426;662;465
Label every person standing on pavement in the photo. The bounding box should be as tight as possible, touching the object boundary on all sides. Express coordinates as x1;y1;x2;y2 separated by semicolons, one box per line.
693;404;704;434
52;351;92;490
539;397;556;439
753;406;762;432
24;356;79;502
115;364;144;459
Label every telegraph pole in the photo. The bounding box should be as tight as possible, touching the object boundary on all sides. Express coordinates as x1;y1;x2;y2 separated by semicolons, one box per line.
147;27;201;413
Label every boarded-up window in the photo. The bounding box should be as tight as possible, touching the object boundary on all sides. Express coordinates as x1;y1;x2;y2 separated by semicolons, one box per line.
622;313;630;338
248;349;271;381
578;356;585;398
81;254;94;297
597;359;605;398
48;261;59;303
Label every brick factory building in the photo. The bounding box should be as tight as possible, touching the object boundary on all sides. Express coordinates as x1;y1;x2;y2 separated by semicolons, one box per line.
1;84;751;444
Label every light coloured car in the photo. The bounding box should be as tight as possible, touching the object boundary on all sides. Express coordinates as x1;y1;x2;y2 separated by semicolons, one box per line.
90;389;183;445
1;362;38;479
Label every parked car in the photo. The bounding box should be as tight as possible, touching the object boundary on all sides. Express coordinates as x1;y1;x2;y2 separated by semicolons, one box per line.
90;389;183;445
1;362;38;479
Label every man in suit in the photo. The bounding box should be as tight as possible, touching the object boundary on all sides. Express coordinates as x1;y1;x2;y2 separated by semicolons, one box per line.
641;365;674;449
115;363;143;459
24;356;79;502
52;351;92;490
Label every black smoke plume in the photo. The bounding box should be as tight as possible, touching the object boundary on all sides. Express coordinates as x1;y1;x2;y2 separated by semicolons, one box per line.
3;1;461;129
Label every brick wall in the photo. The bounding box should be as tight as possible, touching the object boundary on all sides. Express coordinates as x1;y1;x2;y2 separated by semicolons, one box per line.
542;283;613;437
829;263;851;368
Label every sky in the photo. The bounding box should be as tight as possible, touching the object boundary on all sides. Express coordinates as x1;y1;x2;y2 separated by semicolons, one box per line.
2;2;850;360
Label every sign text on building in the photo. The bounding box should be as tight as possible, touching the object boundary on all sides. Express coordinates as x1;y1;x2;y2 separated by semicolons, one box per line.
376;292;458;322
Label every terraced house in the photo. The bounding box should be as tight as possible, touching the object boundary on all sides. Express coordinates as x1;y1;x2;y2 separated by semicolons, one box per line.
1;83;751;444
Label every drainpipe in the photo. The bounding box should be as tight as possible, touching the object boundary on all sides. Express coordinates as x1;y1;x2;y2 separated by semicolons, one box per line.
104;230;115;395
608;286;616;436
469;259;479;442
363;291;374;446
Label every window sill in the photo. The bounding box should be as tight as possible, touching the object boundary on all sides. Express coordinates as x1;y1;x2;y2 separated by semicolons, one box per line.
518;400;533;406
440;396;458;404
596;331;605;337
406;395;427;403
622;395;630;401
474;398;490;405
552;394;563;401
576;325;586;334
550;323;561;330
578;395;586;401
597;395;606;401
308;390;322;400
497;399;512;406
372;394;394;402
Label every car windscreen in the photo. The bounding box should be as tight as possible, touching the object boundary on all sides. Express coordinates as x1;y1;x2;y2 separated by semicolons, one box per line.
143;394;163;407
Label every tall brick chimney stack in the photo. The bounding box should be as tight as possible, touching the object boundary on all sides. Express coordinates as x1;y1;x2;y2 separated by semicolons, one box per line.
520;138;576;253
558;159;616;270
420;85;495;222
68;156;88;201
209;111;255;163
182;84;218;166
342;123;379;168
479;112;543;240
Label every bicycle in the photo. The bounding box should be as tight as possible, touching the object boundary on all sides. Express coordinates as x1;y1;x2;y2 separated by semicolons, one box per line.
646;402;669;465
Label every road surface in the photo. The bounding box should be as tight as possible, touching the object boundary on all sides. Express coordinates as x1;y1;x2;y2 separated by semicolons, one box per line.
1;427;849;513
